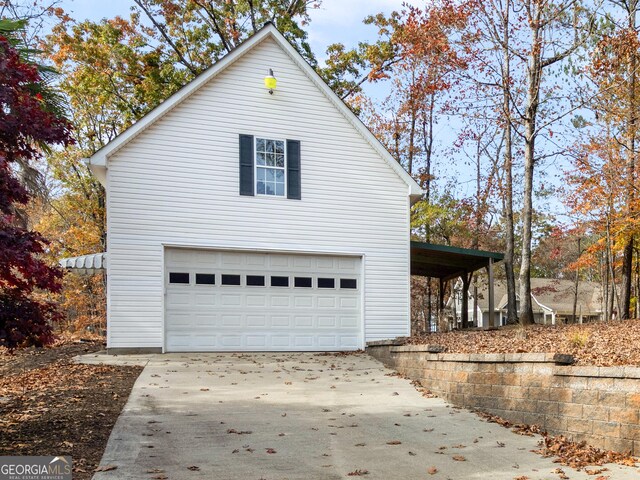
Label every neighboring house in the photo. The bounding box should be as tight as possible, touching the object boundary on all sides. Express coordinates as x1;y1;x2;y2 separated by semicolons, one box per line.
76;24;423;353
447;278;604;327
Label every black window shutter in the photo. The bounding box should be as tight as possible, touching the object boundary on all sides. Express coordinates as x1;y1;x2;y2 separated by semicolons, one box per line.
287;139;301;200
239;134;254;196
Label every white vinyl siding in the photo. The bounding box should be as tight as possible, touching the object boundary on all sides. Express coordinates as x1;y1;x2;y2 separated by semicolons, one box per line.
106;36;410;350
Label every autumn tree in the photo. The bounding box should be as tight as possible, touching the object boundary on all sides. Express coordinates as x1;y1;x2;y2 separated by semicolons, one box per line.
0;21;73;348
132;0;320;75
582;1;640;319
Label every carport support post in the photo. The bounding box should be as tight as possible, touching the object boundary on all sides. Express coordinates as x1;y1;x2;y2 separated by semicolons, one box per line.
438;278;445;330
461;272;470;329
487;258;495;328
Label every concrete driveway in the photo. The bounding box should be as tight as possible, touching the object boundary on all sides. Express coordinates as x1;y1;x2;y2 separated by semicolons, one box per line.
85;352;639;480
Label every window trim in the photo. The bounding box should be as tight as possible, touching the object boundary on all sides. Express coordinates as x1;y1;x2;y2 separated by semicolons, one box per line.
195;273;216;285
317;277;336;289
169;272;190;285
254;136;287;197
221;274;242;286
246;274;266;287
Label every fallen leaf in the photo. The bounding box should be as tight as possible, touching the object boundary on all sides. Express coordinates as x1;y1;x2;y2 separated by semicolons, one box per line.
266;448;277;454
95;465;117;472
386;440;402;445
347;469;369;476
427;466;438;475
452;455;466;462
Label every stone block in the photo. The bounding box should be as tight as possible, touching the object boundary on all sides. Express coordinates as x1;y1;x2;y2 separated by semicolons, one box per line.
605;437;634;454
597;366;626;379
588;377;615;391
558;402;583;418
528;387;550;401
502;373;520;386
549;388;573;403
503;385;527;399
442;353;470;362
568;366;601;377
545;415;568;432
597;391;627;407
583;405;609;422
452;371;469;383
623;367;640;380
627;393;640;408
592;421;620;437
608;407;639;424
496;363;515;373
572;389;599;405
491;384;508;397
567;418;593;434
513;363;534;374
522;412;545;427
457;382;474;396
563;376;589;390
476;363;497;373
537;400;559;416
474;383;494;396
518;399;538;413
621;424;640;441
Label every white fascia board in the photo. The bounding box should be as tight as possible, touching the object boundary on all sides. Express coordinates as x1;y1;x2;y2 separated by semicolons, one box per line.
87;24;423;198
532;295;554;313
83;158;107;187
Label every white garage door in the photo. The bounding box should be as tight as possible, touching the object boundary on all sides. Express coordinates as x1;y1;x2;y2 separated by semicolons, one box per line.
164;248;362;351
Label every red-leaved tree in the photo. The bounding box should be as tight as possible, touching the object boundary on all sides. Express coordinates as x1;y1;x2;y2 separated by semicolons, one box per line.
0;32;73;349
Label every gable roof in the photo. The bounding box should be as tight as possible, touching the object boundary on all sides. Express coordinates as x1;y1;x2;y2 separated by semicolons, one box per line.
452;278;604;316
87;23;423;199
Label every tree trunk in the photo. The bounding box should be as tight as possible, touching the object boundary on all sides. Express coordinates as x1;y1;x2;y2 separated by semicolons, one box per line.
572;237;581;323
501;0;518;324
519;2;542;326
620;1;638;319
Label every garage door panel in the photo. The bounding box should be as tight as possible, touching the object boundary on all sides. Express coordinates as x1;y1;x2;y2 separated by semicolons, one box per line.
318;296;337;308
270;296;290;307
165;248;362;351
246;295;267;307
247;315;267;327
294;296;313;308
221;314;242;326
246;335;267;347
294;315;313;327
195;314;217;326
318;315;336;327
271;315;291;327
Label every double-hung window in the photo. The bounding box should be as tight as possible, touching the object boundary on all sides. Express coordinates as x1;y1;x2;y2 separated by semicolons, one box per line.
256;138;285;196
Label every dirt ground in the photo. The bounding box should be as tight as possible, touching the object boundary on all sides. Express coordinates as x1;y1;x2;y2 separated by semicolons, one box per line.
0;339;142;479
408;320;640;366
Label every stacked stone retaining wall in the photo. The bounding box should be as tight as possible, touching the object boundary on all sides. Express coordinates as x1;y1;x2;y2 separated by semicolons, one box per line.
367;342;640;455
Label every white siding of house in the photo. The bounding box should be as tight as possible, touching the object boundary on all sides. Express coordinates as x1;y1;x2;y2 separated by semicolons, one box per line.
106;36;410;349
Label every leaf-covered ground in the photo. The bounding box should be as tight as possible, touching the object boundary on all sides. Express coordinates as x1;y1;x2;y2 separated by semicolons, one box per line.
0;339;142;479
408;320;640;366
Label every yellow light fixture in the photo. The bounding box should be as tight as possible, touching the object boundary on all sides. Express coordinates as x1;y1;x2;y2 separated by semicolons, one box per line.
264;69;277;94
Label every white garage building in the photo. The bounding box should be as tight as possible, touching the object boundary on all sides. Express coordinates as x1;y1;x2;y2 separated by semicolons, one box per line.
72;23;423;353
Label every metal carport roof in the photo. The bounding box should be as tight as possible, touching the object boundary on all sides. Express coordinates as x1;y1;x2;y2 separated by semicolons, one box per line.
410;241;504;329
410;241;504;280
